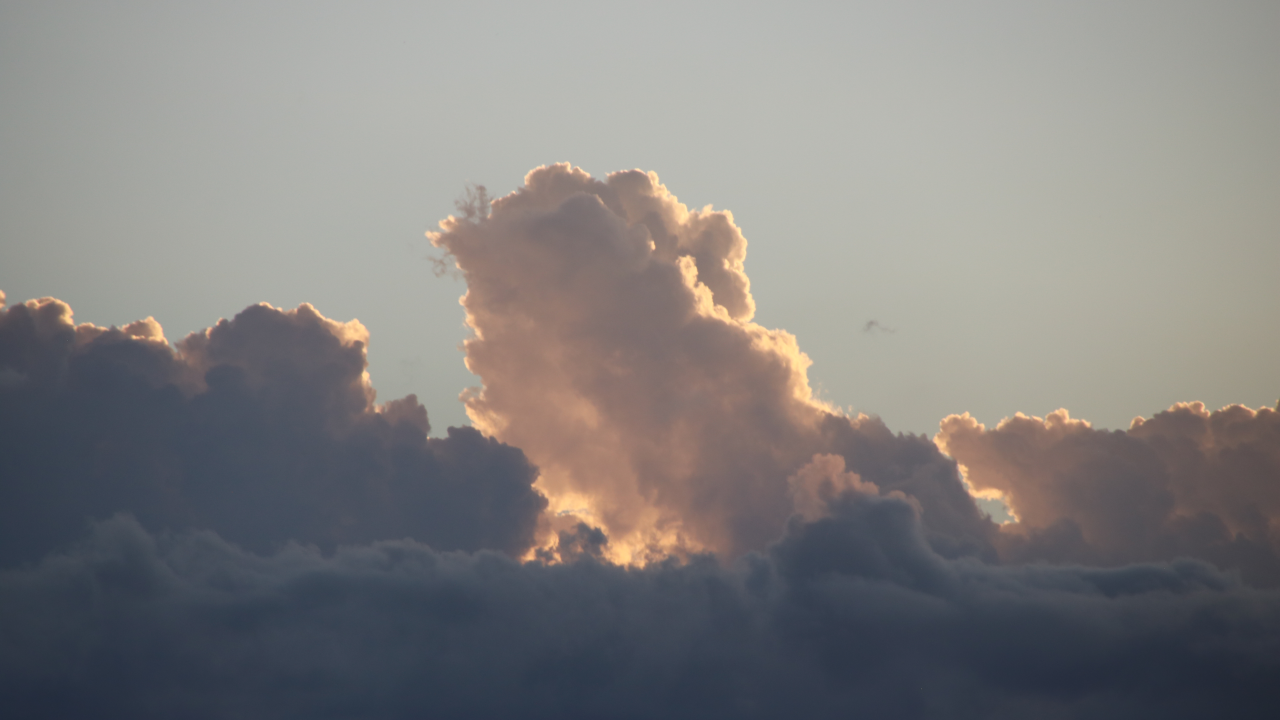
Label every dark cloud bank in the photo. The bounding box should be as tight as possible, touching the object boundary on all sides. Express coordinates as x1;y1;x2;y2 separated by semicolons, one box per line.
2;166;1279;718
0;292;544;563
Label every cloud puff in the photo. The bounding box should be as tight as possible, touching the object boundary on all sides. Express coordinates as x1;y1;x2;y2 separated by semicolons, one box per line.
0;295;547;564
2;491;1276;719
937;402;1280;585
430;164;995;562
786;453;883;522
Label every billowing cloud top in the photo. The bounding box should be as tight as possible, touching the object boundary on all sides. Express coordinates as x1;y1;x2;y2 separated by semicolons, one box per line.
430;164;993;563
0;294;546;564
938;402;1280;586
2;166;1279;717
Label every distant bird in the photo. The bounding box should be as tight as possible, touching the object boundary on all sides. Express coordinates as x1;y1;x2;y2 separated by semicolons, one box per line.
862;320;896;334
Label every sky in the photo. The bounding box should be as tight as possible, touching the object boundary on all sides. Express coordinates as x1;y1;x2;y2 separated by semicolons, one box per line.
2;2;1280;717
3;0;1276;437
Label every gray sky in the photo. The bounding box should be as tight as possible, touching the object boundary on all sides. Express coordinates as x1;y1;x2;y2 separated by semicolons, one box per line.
2;0;1276;437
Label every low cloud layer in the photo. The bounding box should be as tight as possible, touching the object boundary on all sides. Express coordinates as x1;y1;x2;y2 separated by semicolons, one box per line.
0;294;546;563
938;402;1280;586
2;166;1278;716
3;492;1277;719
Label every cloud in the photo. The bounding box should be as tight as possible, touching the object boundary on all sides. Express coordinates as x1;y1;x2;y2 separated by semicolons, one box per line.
1;496;1276;719
430;164;994;562
937;402;1280;586
787;453;884;522
0;295;547;564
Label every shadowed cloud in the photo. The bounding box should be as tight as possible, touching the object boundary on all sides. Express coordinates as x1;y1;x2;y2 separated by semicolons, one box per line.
0;295;547;563
2;492;1277;719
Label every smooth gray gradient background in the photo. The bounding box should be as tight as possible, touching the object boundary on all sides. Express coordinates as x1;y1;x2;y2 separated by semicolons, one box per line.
2;1;1276;437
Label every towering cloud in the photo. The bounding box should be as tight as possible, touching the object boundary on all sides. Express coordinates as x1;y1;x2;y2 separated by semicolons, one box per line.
938;402;1280;585
430;164;994;561
0;293;546;563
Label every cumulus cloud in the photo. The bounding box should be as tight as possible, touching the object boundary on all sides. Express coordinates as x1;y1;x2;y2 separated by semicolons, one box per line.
937;402;1280;585
2;492;1277;719
787;453;881;522
0;295;546;564
430;164;994;561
